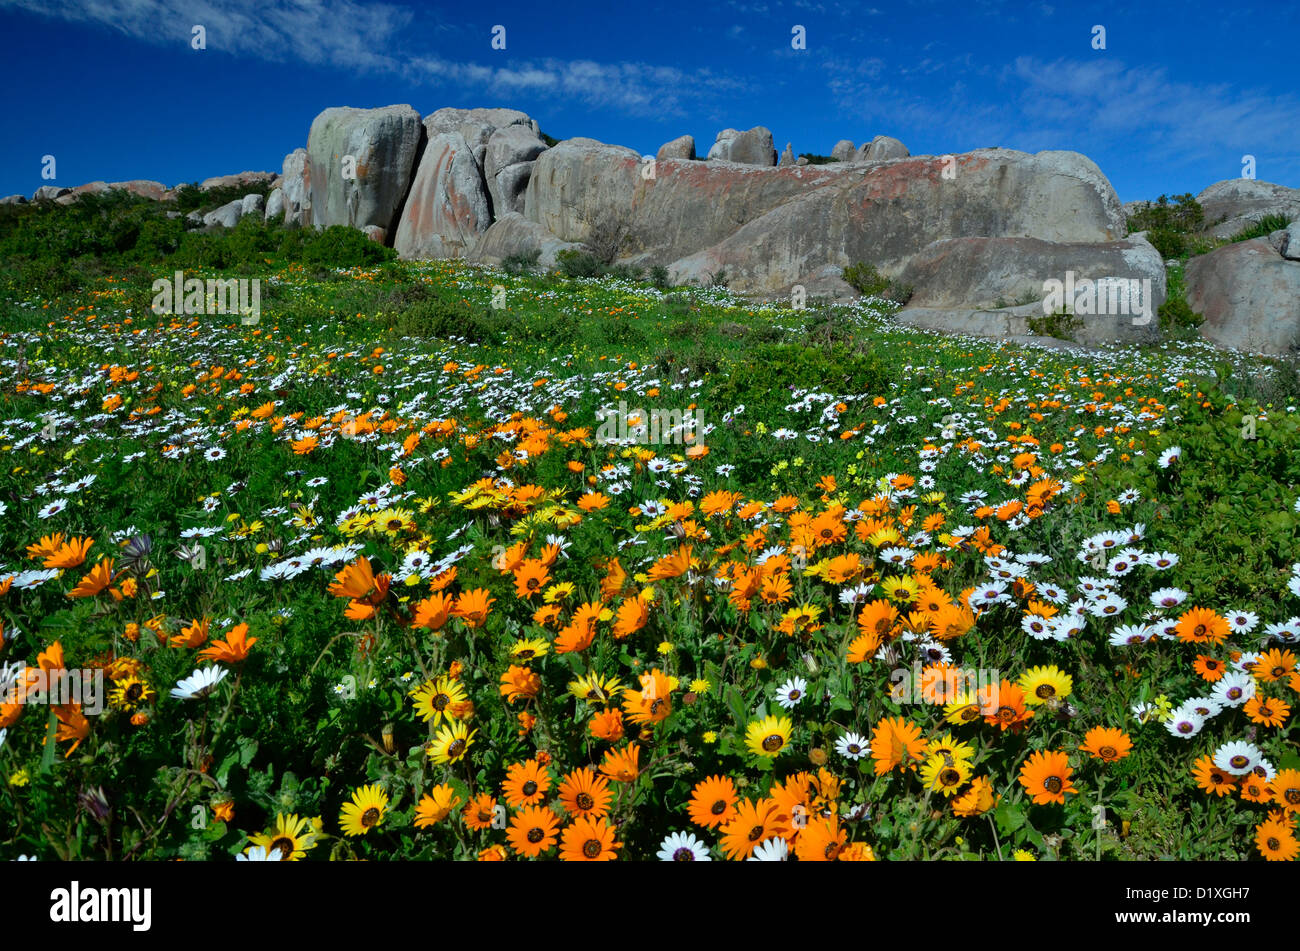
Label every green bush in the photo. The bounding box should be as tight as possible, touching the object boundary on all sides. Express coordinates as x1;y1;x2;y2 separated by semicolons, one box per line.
1158;266;1204;335
556;249;605;278
1230;214;1292;243
841;262;912;303
502;249;541;275
711;342;889;414
650;264;670;289
380;295;506;343
1027;309;1083;341
1126;194;1208;260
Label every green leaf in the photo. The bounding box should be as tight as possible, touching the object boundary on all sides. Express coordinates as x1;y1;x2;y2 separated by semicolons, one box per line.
995;802;1026;835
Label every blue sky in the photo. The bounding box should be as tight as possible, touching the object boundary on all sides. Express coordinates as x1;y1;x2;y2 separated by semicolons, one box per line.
2;0;1297;203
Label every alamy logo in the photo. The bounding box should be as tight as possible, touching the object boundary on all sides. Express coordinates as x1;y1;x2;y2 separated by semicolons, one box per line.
1041;271;1152;325
2;667;104;715
594;401;703;446
50;881;152;931
151;270;261;324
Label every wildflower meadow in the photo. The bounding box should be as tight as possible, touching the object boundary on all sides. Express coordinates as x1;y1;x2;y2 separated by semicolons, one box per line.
2;198;1300;866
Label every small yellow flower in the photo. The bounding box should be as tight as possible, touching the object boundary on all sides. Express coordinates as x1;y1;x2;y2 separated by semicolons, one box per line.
1013;849;1037;861
656;641;674;655
702;731;718;744
9;769;30;787
689;678;711;694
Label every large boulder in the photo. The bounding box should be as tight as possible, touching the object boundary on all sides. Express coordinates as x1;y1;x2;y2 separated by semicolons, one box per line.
1196;179;1300;239
306;104;423;235
863;135;909;161
896;234;1165;346
393;130;492;259
240;193;265;217
1185;239;1300;353
0;194;26;205
656;135;695;161
69;180;170;200
668;148;1128;294
425;107;536;170
32;185;70;201
202;199;244;229
484;124;547;216
465;212;584;268
1280;221;1300;261
706;126;776;166
525;139;855;262
279;148;309;227
199;171;274;190
831;139;857;162
779;143;795;167
264;187;284;222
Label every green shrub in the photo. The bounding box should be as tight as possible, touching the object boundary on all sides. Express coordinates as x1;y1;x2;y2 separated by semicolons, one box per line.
1158;266;1204;335
1126;194;1207;260
650;264;670;289
798;153;838;164
556;249;605;278
1027;309;1083;341
502;249;541;275
1230;214;1292;243
380;296;506;343
712;342;889;414
841;262;911;303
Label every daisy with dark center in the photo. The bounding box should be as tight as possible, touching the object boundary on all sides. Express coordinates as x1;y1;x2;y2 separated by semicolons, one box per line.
108;675;155;711
1079;726;1133;762
559;815;621;861
719;798;789;860
920;753;971;797
1270;769;1300;814
1192;755;1238;796
656;831;711;861
1253;648;1297;683
557;767;612;819
1193;655;1226;682
1254;818;1299;861
744;714;793;760
462;794;500;831
339;783;388;837
687;774;738;829
428;719;476;765
1245;694;1290;728
409;675;468;727
1174;606;1229;645
502;758;551;808
250;813;318;860
1018;750;1077;805
1213;741;1262;776
507;805;560;858
509;637;549;662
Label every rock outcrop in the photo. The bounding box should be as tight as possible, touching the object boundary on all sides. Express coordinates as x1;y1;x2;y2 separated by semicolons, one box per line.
393;130;492;259
897;234;1165;347
706;127;776;166
656;135;695;161
1185;239;1300;353
1196;179;1300;239
305;104;423;238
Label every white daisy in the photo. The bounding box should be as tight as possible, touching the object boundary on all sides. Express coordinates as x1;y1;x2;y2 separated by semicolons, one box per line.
835;732;869;760
775;676;808;710
1157;446;1182;468
1165;710;1204;738
1212;741;1262;776
1211;672;1255;707
170;666;229;700
237;845;284;861
38;500;68;519
1149;588;1188;609
747;837;790;861
656;831;711;861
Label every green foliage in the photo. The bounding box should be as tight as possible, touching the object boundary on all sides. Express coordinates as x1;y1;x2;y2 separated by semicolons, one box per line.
501;248;541;275
650;264;670;289
555;248;605;278
377;295;507;344
1126;193;1210;260
712;342;890;415
1094;381;1300;606
1157;265;1204;336
1027;308;1083;341
1229;213;1292;243
841;262;912;303
797;153;838;164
